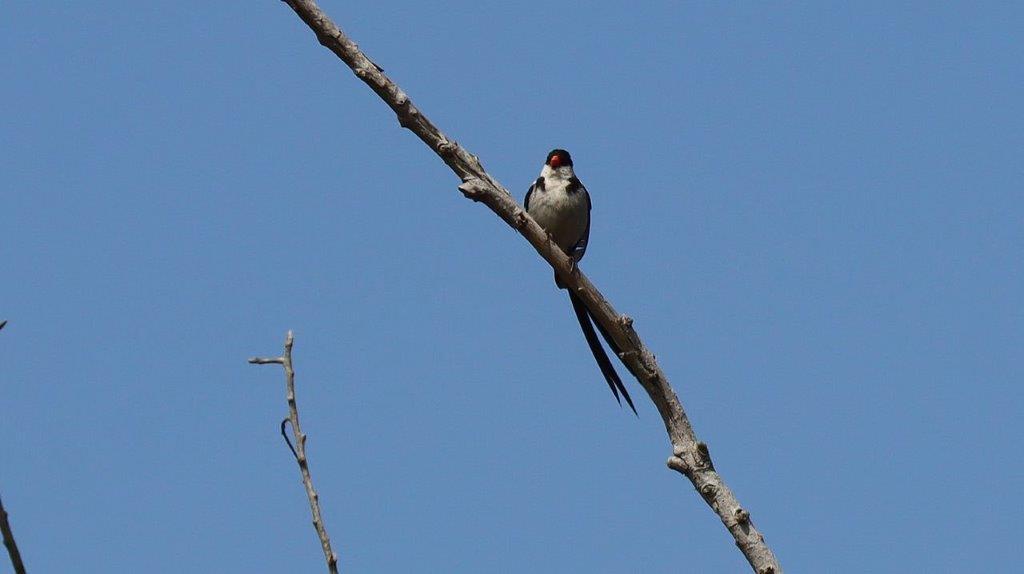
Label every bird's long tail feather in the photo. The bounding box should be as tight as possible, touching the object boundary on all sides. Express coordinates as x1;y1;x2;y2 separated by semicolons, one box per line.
568;291;638;415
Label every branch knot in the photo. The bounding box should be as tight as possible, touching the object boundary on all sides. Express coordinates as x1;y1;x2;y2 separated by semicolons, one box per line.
734;506;750;524
699;482;718;501
458;178;489;202
696;441;715;470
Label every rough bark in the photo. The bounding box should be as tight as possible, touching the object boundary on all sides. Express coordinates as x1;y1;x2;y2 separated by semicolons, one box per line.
277;2;782;571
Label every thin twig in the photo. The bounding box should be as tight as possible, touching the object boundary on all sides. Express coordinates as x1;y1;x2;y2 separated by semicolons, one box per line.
1;327;26;572
277;3;783;571
0;494;27;574
249;331;339;573
1;323;26;574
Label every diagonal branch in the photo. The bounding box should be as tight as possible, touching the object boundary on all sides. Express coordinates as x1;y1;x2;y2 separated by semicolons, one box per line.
1;494;27;574
1;324;26;574
250;331;340;574
277;2;782;571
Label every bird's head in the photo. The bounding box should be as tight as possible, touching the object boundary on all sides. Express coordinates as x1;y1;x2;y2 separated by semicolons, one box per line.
545;149;574;169
543;149;575;180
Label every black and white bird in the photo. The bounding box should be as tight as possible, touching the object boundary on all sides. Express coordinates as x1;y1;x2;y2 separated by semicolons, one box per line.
525;149;637;414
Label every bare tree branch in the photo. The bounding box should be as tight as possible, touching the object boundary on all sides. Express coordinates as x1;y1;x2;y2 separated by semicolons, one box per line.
1;326;26;573
0;494;27;574
276;2;782;571
249;331;339;573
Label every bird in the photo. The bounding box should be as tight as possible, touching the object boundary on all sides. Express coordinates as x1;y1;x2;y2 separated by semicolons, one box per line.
525;149;637;415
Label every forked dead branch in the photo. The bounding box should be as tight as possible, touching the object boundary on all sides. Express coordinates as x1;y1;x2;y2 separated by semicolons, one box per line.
276;1;782;571
250;331;339;574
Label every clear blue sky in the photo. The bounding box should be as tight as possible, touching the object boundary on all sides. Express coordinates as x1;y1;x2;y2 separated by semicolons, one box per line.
3;2;1021;572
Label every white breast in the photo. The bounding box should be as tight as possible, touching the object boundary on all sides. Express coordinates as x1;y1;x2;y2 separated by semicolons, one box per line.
528;175;589;254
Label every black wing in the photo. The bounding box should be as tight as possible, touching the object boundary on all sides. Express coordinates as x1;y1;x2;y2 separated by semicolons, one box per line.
524;177;544;211
571;180;591;262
